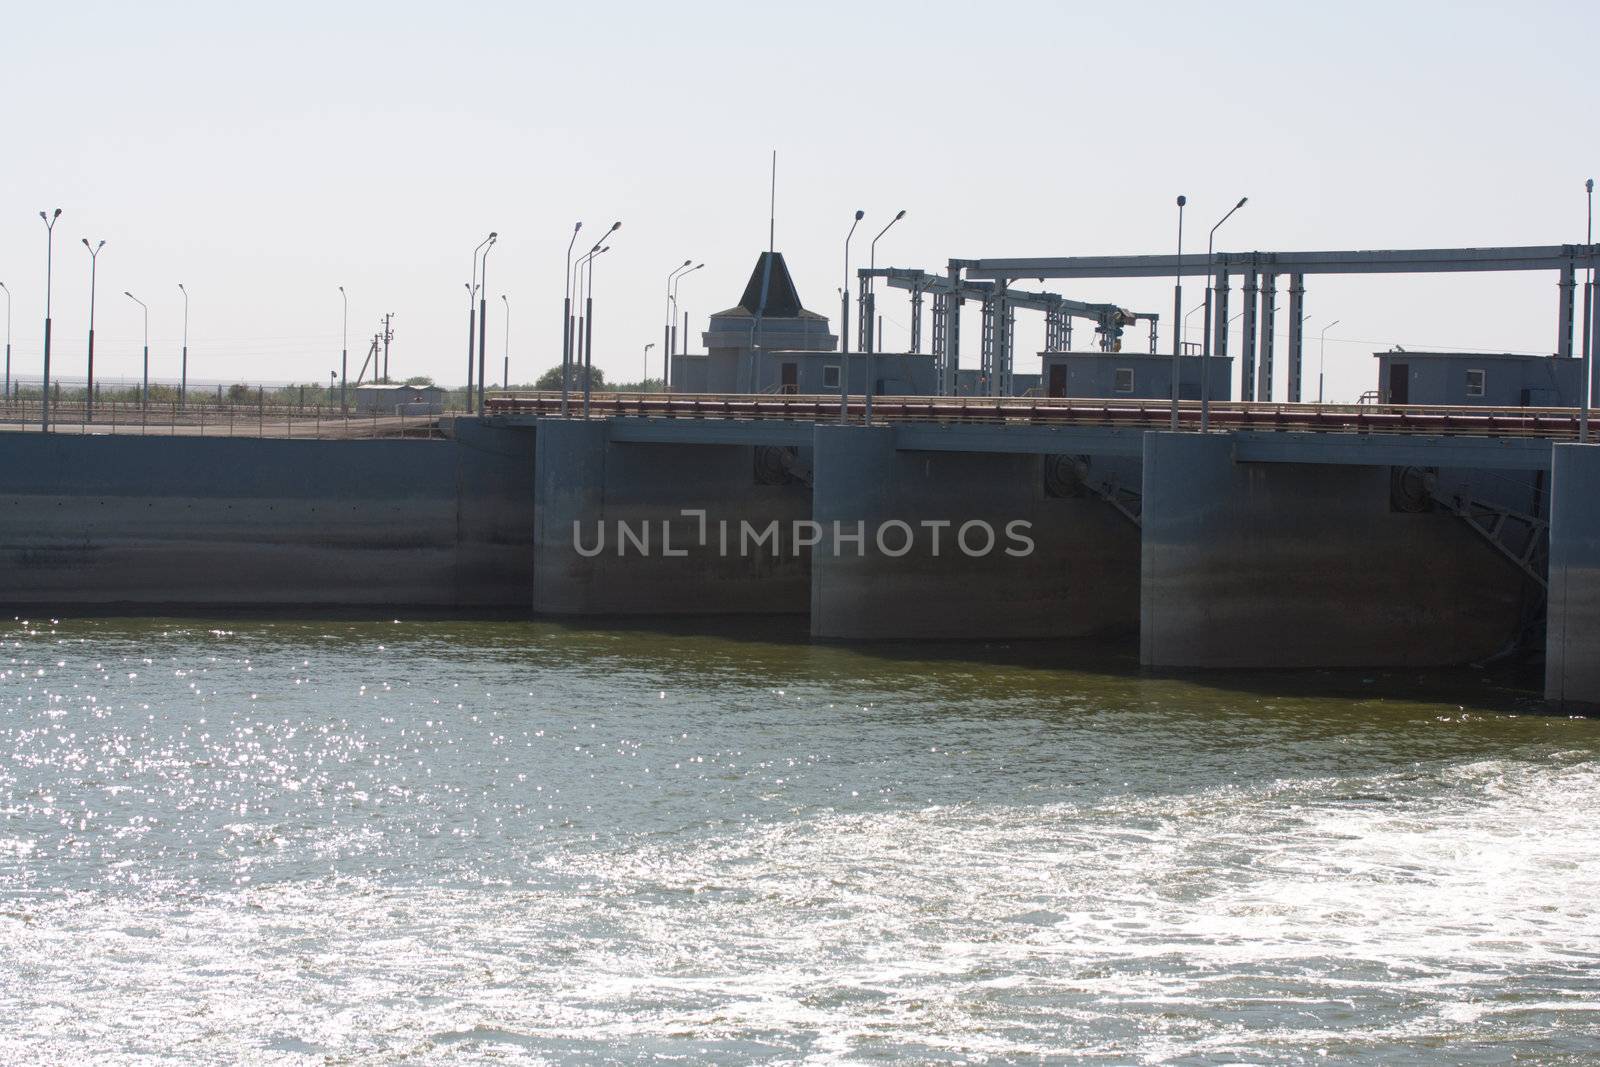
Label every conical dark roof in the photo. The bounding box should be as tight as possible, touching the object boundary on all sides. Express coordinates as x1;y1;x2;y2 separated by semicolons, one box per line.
737;252;804;318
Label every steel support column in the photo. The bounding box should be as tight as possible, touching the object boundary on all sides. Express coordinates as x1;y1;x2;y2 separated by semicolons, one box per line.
1240;269;1259;401
944;263;962;396
1259;274;1278;403
1206;268;1229;425
1287;273;1305;402
910;285;924;354
1559;263;1577;359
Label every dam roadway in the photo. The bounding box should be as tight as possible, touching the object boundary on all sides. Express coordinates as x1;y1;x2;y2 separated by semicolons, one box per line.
2;391;1596;711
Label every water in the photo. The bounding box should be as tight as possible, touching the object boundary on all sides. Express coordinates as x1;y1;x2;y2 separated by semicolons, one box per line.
2;615;1598;1064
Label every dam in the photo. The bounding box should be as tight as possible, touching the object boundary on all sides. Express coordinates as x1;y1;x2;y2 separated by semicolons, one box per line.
2;242;1598;712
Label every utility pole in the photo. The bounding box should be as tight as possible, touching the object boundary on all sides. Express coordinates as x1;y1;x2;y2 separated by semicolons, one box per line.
382;313;393;381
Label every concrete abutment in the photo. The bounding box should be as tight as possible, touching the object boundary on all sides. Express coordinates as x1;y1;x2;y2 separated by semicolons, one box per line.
808;424;1139;639
1139;431;1530;669
1546;442;1600;710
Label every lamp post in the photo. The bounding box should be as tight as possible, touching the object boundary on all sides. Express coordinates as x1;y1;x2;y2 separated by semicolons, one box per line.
501;294;510;389
1201;196;1247;431
338;285;348;411
670;263;702;384
841;209;864;421
178;283;189;409
477;233;498;414
665;259;692;382
1583;178;1594;443
468;233;494;403
562;221;582;416
124;292;148;409
1318;319;1340;405
82;239;105;421
865;210;906;424
39;208;61;432
865;209;905;355
0;282;10;401
1169;195;1186;430
581;243;612;417
642;342;654;387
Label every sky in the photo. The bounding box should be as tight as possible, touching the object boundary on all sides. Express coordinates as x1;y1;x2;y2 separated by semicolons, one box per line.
0;0;1596;402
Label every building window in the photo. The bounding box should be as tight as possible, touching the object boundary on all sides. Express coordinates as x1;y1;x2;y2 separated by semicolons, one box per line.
1465;369;1486;398
1114;368;1135;393
823;364;841;389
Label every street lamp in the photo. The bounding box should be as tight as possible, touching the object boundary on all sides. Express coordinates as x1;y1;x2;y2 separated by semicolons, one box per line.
1169;195;1186;430
841;209;864;422
0;282;10;401
643;342;655;387
1202;196;1247;431
670;263;703;384
865;209;905;355
82;240;105;422
501;294;510;389
39;208;61;432
1318;319;1340;405
1583;178;1595;443
477;233;498;414
865;210;906;425
468;233;495;402
562;221;582;415
178;283;189;409
665;259;692;380
338;285;348;412
124;292;148;409
581;242;614;417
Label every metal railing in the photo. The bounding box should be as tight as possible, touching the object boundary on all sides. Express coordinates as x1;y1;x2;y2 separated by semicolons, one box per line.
0;398;445;440
484;391;1587;440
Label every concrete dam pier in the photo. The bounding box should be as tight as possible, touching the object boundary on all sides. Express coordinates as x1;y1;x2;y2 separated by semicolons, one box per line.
2;407;1596;710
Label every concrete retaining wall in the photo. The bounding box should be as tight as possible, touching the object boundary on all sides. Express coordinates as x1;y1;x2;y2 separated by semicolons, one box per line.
532;419;812;615
1546;443;1600;710
0;422;535;608
1140;432;1529;668
809;425;1139;639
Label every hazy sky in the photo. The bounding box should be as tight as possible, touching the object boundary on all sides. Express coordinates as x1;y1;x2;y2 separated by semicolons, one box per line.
1;0;1595;402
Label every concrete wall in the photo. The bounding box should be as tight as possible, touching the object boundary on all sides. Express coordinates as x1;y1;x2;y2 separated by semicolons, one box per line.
1140;432;1530;668
1546;443;1600;710
0;421;535;608
810;425;1139;639
532;419;812;615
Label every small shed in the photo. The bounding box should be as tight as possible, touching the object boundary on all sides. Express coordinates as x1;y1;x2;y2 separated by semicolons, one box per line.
1038;351;1233;402
1373;350;1581;407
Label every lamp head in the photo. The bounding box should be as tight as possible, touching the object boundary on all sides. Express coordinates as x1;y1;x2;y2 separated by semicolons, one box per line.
854;210;865;221
1176;195;1187;208
1236;196;1249;208
574;221;582;232
894;209;906;220
488;231;498;240
609;221;622;232
178;283;185;293
53;208;61;218
693;262;704;270
81;238;90;249
681;258;691;267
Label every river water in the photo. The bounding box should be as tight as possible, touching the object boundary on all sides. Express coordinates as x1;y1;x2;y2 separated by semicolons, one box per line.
1;615;1597;1064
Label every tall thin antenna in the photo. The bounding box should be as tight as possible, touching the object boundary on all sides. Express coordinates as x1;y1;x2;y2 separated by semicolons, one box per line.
768;149;777;254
